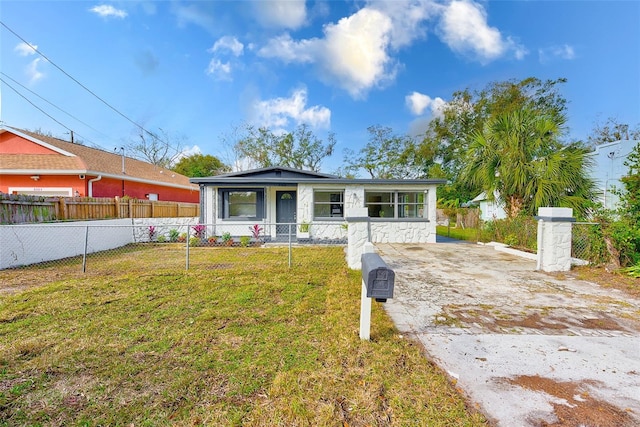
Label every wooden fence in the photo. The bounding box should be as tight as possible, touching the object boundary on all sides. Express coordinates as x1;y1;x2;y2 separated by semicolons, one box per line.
0;196;200;224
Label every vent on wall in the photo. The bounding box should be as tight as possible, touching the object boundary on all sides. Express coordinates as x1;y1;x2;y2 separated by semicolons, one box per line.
79;174;86;179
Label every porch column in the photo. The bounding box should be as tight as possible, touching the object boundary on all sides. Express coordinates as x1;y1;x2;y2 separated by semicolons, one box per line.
346;207;370;269
535;207;575;272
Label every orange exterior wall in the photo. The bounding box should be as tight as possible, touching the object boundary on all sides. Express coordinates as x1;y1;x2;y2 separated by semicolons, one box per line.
92;177;199;203
0;174;198;202
0;175;86;196
0;132;59;154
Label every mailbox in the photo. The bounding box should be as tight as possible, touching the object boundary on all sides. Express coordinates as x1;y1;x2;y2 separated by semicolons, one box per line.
361;253;395;302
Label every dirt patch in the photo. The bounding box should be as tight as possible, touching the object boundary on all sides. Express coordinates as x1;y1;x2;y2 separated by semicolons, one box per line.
445;307;637;334
508;375;636;427
562;266;640;299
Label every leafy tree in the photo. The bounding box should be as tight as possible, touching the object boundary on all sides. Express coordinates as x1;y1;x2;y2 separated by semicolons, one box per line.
610;142;640;266
234;124;335;172
587;117;640;147
462;108;595;218
417;77;569;202
172;154;230;177
341;125;431;179
128;128;185;168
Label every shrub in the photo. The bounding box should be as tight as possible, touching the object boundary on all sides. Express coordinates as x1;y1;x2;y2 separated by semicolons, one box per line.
482;216;537;251
240;236;251;247
157;235;167;243
169;229;180;242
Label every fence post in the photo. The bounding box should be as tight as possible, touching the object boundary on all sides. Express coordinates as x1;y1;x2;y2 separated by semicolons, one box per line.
288;223;292;268
82;226;89;273
186;226;190;270
59;197;67;220
346;207;370;269
535;207;575;272
128;198;133;218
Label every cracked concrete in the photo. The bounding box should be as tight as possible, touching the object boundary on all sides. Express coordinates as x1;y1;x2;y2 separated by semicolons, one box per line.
376;241;640;426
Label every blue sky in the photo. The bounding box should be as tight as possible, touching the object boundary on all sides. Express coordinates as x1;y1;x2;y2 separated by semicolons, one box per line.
1;0;639;173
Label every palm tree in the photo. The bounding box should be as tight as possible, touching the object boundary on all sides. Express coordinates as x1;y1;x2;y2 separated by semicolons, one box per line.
462;109;594;218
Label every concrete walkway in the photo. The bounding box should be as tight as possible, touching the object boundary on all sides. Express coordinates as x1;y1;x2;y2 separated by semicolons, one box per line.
376;242;640;427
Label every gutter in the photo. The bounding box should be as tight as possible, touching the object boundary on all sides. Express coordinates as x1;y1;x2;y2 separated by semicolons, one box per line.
88;175;102;197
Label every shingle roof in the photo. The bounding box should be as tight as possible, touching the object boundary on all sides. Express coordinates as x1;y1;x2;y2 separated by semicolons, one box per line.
1;127;197;190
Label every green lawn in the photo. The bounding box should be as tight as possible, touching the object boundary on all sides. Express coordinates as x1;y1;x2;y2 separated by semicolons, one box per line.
436;225;483;242
0;246;486;426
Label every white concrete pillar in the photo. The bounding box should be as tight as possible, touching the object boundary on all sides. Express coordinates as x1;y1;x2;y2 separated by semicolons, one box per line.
536;207;575;272
346;207;370;269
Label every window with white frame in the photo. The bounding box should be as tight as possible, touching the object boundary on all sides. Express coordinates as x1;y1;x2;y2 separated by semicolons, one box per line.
219;189;264;220
313;190;344;218
365;191;427;219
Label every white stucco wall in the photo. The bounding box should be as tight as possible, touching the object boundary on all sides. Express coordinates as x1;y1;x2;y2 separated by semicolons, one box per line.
132;217;199;242
0;219;133;269
201;183;438;243
0;217;202;269
536;207;574;272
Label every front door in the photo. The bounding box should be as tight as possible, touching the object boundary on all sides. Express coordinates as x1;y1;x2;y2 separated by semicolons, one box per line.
276;191;297;237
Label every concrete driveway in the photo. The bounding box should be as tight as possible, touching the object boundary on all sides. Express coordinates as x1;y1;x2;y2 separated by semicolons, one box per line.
376;242;640;427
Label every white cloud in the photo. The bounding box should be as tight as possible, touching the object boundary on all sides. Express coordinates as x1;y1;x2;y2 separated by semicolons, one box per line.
209;36;244;57
174;145;202;163
89;4;128;19
26;58;45;84
319;8;395;97
405;91;446;117
257;3;435;98
367;0;435;49
250;87;331;130
14;42;37;56
539;44;576;63
254;0;307;30
257;33;317;63
437;0;526;63
206;59;232;81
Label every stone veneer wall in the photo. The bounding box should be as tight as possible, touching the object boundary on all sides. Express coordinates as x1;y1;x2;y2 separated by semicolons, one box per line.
132;217;199;242
536;207;574;272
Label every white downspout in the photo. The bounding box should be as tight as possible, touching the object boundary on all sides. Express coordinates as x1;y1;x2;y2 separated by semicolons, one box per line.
88;175;102;197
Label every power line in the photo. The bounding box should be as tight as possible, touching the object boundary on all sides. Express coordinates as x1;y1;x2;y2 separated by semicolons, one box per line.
1;71;109;139
1;20;155;139
1;77;98;147
1;20;185;159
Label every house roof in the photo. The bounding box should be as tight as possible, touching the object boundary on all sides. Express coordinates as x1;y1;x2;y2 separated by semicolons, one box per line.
215;166;338;179
0;126;197;190
191;166;446;186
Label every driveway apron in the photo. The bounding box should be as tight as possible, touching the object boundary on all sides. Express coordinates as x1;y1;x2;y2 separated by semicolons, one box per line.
376;242;640;427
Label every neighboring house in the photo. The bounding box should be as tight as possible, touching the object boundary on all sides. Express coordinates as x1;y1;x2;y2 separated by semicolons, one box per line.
587;139;638;210
190;166;445;243
470;191;507;221
0;126;199;202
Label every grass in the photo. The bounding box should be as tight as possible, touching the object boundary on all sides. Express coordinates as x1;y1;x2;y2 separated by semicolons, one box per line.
0;246;486;426
436;225;482;242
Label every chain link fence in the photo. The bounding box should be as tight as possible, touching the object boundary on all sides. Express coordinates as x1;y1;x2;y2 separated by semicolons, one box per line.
572;222;609;266
0;222;348;274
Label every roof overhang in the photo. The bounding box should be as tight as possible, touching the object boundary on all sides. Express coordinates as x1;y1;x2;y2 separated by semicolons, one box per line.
0;170;198;191
191;177;447;186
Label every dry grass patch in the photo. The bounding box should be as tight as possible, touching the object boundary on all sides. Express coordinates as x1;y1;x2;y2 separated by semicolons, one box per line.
0;245;486;426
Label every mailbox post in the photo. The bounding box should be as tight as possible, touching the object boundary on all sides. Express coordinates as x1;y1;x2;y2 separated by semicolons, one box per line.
360;247;395;340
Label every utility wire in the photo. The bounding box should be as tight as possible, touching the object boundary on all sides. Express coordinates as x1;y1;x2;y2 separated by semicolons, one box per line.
1;21;155;138
1;21;184;158
1;71;108;139
1;77;98;147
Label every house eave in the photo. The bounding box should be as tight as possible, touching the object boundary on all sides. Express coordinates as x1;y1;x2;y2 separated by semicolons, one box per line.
0;170;198;191
190;177;447;186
